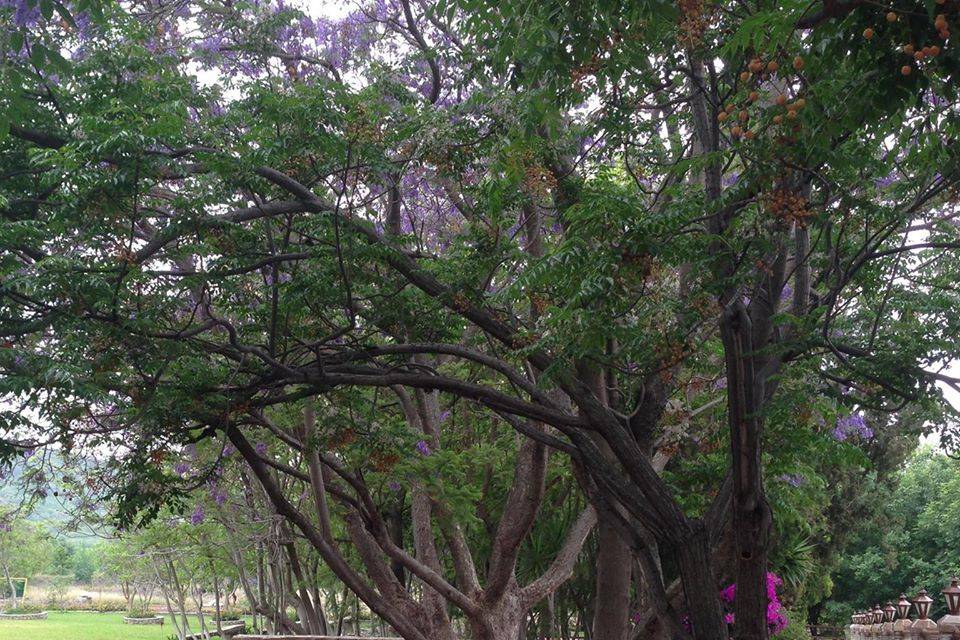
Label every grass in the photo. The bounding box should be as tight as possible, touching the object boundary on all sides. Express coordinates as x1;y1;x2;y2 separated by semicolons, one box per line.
0;611;247;639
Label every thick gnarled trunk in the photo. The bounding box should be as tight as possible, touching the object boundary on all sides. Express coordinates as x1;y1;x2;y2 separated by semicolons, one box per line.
675;525;728;640
593;515;632;640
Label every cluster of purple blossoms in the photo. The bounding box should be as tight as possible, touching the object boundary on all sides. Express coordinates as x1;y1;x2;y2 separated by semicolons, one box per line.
415;440;431;456
874;172;900;189
833;413;874;441
190;505;205;525
779;284;793;303
778;473;806;487
209;485;228;506
1;0;40;28
264;272;292;286
255;441;268;456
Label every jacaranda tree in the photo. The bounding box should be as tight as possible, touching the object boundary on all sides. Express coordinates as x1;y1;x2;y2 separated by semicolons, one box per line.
2;0;960;639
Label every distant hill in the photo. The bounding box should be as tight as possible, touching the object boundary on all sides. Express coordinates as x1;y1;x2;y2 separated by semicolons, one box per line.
0;463;105;543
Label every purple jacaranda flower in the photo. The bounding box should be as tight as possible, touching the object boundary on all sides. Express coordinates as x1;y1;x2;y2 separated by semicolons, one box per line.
195;34;225;57
874;172;899;189
255;442;268;456
23;448;35;459
190;505;205;525
438;410;451;423
415;440;431;456
833;412;873;441
779;284;793;303
723;172;740;187
388;481;401;492
222;443;236;457
174;461;191;477
778;473;806;487
713;377;727;390
5;0;41;27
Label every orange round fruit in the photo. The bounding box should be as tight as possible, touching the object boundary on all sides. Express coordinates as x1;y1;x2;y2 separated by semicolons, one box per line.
901;65;912;75
886;11;897;22
793;56;804;70
864;27;875;39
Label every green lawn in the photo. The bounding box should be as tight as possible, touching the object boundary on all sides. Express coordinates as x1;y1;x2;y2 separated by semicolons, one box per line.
0;611;245;639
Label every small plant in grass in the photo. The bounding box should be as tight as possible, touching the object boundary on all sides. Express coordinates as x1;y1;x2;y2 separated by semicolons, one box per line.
126;606;155;619
93;599;126;613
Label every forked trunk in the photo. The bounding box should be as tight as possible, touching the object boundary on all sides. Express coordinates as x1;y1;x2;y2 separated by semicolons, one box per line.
469;590;527;640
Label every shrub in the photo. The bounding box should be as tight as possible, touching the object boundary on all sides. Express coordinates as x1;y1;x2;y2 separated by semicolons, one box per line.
776;610;814;640
2;603;45;614
819;601;855;625
92;598;128;612
45;576;72;610
217;609;243;621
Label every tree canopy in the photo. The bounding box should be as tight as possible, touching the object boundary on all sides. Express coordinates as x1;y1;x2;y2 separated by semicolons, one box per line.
2;0;960;638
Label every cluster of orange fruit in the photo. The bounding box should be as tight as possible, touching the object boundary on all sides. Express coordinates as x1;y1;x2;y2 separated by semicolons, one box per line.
677;0;711;47
863;6;951;76
763;188;812;226
522;164;558;200
530;294;551;315
717;55;807;141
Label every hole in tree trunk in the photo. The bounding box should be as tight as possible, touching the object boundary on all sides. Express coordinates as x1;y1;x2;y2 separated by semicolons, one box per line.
741;551;752;559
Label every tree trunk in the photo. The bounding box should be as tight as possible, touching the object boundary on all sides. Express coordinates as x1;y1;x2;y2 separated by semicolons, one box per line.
593;514;632;640
469;590;528;640
675;523;727;640
721;305;772;640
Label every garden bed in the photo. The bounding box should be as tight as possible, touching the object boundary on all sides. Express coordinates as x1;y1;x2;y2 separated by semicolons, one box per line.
0;610;49;620
123;615;165;625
